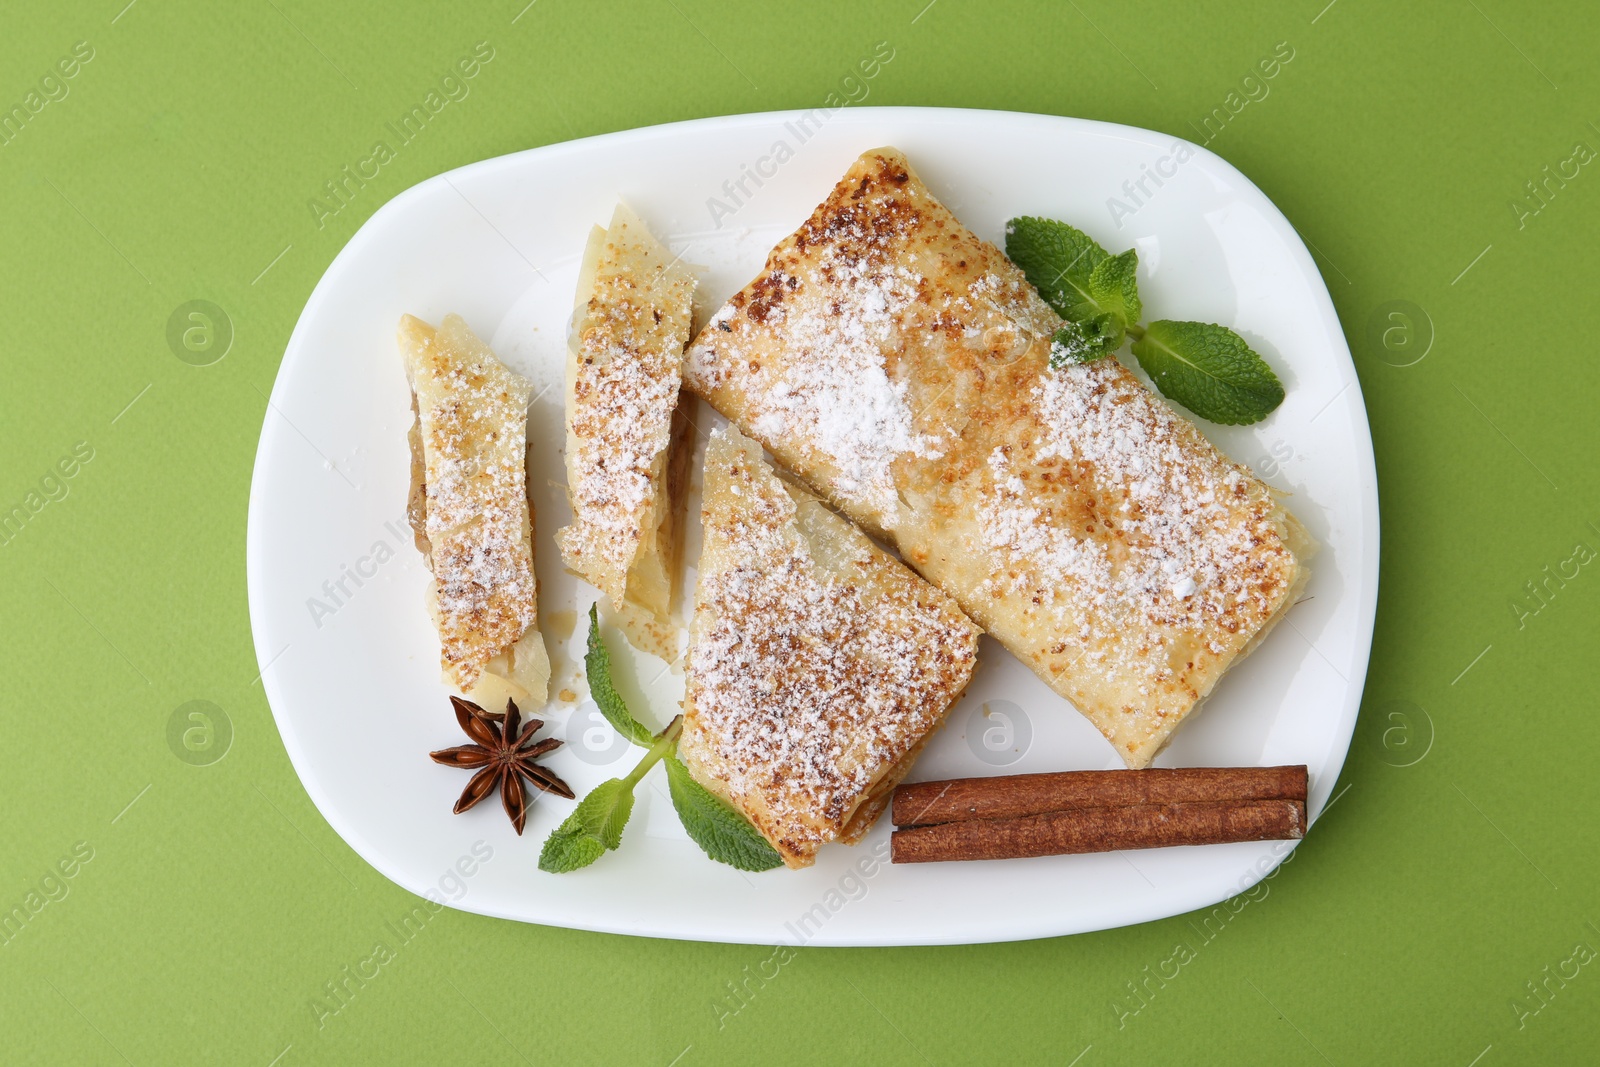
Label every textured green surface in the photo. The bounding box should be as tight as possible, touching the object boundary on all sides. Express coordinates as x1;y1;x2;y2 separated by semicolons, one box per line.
4;0;1598;1063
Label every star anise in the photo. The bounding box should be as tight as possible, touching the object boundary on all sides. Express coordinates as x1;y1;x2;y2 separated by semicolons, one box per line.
429;697;574;834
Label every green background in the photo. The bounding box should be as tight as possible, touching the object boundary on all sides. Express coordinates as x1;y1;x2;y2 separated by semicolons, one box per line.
3;0;1596;1062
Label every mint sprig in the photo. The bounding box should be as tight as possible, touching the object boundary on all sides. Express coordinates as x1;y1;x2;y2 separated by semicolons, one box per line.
1005;215;1107;313
1005;216;1284;424
538;719;677;873
1130;320;1285;426
1007;217;1135;363
584;604;656;746
537;779;630;873
540;607;781;874
663;756;784;872
1086;248;1141;327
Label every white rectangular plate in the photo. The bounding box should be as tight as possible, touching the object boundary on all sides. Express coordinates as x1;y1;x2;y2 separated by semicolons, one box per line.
247;107;1378;945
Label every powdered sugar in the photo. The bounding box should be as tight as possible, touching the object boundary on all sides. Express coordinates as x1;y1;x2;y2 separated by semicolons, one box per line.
402;314;539;690
560;311;684;589
684;164;954;527
742;259;940;518
681;429;978;863
979;452;1115;609
976;358;1294;685
557;211;697;609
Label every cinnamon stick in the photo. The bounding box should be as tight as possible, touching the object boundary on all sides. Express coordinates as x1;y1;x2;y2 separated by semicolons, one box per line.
892;766;1307;829
891;798;1306;864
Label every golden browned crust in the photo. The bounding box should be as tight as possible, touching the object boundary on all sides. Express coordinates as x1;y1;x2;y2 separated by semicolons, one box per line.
684;148;1310;768
677;426;979;868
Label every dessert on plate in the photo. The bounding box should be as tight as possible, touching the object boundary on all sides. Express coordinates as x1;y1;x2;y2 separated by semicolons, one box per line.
676;425;980;868
557;203;697;648
683;147;1312;768
399;313;550;706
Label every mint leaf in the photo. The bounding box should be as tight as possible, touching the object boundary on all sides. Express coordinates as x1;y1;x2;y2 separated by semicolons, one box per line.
537;829;607;874
538;717;683;875
1007;218;1142;345
1005;216;1108;319
538;777;636;873
1013;215;1289;420
663;756;784;872
1130;320;1285;425
584;604;655;746
1049;317;1121;367
1086;248;1141;327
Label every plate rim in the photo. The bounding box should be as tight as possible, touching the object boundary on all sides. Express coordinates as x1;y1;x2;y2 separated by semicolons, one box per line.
246;105;1380;946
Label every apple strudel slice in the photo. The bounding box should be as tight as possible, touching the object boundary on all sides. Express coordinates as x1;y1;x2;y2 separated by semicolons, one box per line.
557;204;697;644
677;426;980;869
400;313;550;707
683;147;1312;769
